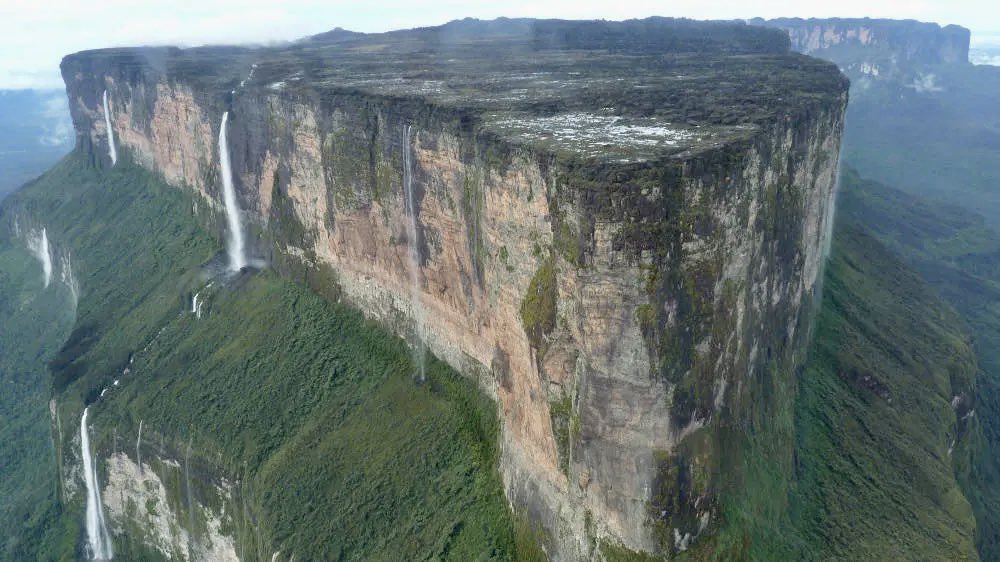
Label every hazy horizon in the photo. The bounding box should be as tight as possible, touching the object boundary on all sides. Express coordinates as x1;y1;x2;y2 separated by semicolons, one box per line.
2;0;998;90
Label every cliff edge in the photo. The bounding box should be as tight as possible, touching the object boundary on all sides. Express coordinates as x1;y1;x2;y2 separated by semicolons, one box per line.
60;17;848;559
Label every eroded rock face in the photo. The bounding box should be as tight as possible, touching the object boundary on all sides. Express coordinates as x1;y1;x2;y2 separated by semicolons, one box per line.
103;452;238;561
752;18;971;80
60;18;848;559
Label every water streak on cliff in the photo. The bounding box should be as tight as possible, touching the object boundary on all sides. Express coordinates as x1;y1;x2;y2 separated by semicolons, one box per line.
102;90;117;166
26;227;52;288
136;419;143;475
60;249;80;311
218;112;247;271
81;407;114;560
185;438;195;561
402;124;425;383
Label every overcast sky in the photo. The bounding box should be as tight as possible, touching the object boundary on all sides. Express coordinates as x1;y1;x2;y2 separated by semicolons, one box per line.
1;0;997;89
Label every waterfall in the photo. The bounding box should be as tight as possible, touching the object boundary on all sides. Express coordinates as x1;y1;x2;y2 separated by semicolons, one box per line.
402;125;426;383
40;229;52;288
60;249;80;310
136;419;143;475
191;292;202;318
184;438;196;561
218;112;247;271
81;407;114;560
813;157;843;307
821;161;842;265
102;90;117;166
26;227;53;288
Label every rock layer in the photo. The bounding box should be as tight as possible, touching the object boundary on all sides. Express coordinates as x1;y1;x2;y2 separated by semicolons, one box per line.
752;18;971;80
60;18;848;558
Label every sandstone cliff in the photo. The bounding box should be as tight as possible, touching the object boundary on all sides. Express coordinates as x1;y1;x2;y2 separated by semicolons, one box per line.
60;18;848;559
751;18;970;80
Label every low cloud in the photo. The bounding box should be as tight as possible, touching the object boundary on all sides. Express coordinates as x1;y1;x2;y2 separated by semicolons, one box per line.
37;93;73;147
970;49;1000;66
908;73;944;93
1;1;998;89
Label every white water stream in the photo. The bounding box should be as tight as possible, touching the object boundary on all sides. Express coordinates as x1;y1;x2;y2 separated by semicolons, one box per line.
81;407;114;560
218;112;247;271
26;227;52;288
102;90;117;166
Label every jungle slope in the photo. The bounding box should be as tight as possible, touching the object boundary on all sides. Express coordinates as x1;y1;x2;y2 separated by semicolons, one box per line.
838;169;1000;559
0;175;77;560
787;221;978;560
0;150;536;561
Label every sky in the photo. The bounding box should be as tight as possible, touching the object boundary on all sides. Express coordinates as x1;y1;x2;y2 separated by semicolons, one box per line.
2;0;998;89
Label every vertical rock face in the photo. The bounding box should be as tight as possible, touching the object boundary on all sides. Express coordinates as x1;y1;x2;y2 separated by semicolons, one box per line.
60;18;848;558
103;452;239;562
752;18;971;79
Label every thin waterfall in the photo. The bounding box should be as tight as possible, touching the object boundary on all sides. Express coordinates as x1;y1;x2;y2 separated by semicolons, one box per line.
136;420;143;475
81;407;114;560
402;125;426;383
219;112;247;271
60;249;80;311
102;90;117;166
191;292;202;318
40;228;52;288
185;438;195;561
821;159;842;264
26;227;53;288
814;156;843;306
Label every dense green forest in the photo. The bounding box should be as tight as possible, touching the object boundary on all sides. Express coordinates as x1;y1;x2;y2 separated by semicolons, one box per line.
785;218;977;559
0;152;541;560
0;188;77;559
4;151;989;560
837;170;1000;558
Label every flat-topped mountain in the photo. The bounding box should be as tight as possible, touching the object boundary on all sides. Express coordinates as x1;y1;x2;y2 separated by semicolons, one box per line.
751;17;970;78
48;17;847;560
63;18;845;163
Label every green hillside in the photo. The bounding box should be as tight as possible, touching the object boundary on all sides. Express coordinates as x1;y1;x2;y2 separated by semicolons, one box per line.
0;151;530;560
838;169;1000;558
787;223;977;559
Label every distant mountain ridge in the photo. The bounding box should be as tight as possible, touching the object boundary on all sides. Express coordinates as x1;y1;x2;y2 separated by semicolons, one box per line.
751;17;969;79
753;16;1000;234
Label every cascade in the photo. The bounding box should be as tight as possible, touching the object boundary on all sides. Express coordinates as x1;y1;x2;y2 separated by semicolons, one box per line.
402;125;426;383
219;112;247;271
26;227;53;288
191;292;202;318
81;407;114;560
102;90;117;166
60;249;80;310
